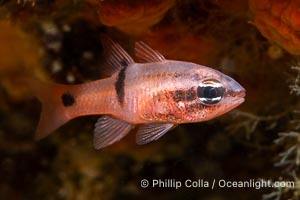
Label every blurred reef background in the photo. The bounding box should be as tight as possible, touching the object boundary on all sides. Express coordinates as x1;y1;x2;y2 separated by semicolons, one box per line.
0;0;299;199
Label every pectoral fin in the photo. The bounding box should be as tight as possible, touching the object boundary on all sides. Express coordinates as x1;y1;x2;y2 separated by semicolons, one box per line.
136;123;176;145
94;115;134;149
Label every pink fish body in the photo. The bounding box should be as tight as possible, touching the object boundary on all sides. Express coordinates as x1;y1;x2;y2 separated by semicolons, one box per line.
35;36;245;149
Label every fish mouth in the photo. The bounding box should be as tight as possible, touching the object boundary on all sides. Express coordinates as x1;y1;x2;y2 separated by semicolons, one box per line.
235;97;245;104
226;88;246;100
233;89;246;104
238;89;246;98
225;89;245;106
238;89;246;99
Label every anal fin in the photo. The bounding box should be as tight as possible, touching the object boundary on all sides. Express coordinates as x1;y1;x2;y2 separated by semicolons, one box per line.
136;123;176;145
94;115;134;149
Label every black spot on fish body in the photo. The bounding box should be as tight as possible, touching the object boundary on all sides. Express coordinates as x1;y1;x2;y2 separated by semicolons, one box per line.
172;90;185;102
62;93;75;106
115;66;126;105
186;102;204;113
186;88;196;101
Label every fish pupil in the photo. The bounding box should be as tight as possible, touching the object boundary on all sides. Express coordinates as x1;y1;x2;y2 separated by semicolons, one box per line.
204;86;217;98
197;79;225;105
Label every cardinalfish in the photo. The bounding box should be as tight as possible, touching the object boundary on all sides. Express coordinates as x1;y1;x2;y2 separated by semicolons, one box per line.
33;35;245;149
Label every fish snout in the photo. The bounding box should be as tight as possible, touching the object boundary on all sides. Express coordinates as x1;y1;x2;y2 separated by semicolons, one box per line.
224;76;246;101
233;82;246;98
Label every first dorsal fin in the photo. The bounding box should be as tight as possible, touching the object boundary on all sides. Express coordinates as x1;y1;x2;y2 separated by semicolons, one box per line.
101;35;134;76
94;115;134;149
135;41;165;63
136;123;175;145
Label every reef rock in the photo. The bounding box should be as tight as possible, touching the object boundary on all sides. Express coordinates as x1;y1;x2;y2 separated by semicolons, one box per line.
87;0;175;35
250;0;300;54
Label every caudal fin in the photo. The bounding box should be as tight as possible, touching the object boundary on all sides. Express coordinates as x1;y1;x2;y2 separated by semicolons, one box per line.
30;79;72;140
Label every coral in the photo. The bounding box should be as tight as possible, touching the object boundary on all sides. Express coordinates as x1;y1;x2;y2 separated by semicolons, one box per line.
87;0;175;35
249;0;300;55
227;110;286;139
262;66;300;200
274;132;300;168
290;65;300;96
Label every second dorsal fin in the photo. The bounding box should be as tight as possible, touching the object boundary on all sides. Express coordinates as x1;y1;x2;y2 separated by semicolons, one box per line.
135;41;165;63
101;35;134;76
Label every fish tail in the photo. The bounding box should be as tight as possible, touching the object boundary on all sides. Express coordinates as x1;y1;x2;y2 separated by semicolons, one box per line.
29;78;71;140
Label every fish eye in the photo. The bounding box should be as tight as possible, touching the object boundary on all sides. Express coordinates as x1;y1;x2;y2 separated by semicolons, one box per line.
197;79;225;105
